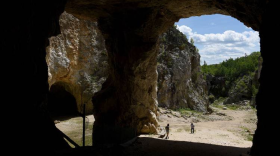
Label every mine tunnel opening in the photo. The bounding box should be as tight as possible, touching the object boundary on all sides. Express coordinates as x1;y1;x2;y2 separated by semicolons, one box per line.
48;82;78;119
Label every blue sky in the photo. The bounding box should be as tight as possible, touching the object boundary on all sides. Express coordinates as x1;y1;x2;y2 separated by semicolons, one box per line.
175;14;260;65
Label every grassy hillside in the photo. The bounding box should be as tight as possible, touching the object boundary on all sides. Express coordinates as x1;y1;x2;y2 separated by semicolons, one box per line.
202;52;261;81
202;52;261;104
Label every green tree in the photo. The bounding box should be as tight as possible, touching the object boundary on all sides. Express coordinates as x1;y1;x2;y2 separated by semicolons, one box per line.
201;51;261;81
190;38;194;45
203;60;207;66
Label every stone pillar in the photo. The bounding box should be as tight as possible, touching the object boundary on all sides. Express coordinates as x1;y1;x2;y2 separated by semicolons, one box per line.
250;2;278;156
92;8;177;144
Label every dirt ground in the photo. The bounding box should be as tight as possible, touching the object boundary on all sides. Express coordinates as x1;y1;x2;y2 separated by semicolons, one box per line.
55;105;257;155
154;106;257;147
55;115;95;147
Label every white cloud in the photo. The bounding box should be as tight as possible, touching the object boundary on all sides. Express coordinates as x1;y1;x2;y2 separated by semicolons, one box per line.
177;25;260;65
177;25;193;37
245;26;252;29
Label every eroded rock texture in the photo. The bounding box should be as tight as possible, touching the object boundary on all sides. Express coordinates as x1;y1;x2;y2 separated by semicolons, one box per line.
47;12;108;114
157;26;209;112
65;0;264;31
90;8;177;144
49;16;208;115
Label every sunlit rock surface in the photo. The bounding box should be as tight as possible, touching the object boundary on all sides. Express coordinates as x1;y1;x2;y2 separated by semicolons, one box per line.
157;26;209;112
47;12;108;114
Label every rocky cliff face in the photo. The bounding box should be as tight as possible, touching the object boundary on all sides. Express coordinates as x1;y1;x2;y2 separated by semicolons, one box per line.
223;74;255;104
48;14;209;115
206;74;227;98
46;12;108;114
157;26;209;112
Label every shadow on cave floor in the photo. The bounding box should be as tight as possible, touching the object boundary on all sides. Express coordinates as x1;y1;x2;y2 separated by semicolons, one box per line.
54;137;250;156
124;137;250;156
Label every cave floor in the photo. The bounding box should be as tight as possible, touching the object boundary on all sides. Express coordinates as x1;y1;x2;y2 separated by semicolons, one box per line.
54;138;250;156
124;137;251;156
54;106;256;156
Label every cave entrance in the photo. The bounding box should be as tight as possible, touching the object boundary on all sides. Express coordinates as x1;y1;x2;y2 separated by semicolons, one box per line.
48;82;78;119
129;14;260;155
153;14;260;154
162;14;259;147
8;0;275;155
176;14;261;105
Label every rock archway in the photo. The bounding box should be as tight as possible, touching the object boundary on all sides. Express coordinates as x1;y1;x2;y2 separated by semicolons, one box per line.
65;0;268;151
5;1;277;155
48;82;78;117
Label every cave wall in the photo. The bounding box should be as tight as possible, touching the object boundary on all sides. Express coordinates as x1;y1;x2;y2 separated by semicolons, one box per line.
4;0;278;155
48;82;78;116
91;8;177;144
47;12;108;114
250;2;278;155
3;0;70;154
49;14;209;117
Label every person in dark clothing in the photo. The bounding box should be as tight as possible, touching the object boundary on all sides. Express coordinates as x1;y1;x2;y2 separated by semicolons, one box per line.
165;124;170;139
191;122;195;134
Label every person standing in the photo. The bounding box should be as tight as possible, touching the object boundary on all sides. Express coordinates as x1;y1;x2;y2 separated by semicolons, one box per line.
165;124;170;139
191;122;195;134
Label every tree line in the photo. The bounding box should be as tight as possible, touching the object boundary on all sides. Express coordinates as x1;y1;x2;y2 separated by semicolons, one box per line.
202;52;261;82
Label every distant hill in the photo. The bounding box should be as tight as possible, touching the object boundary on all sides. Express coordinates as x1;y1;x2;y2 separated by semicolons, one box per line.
202;52;262;105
